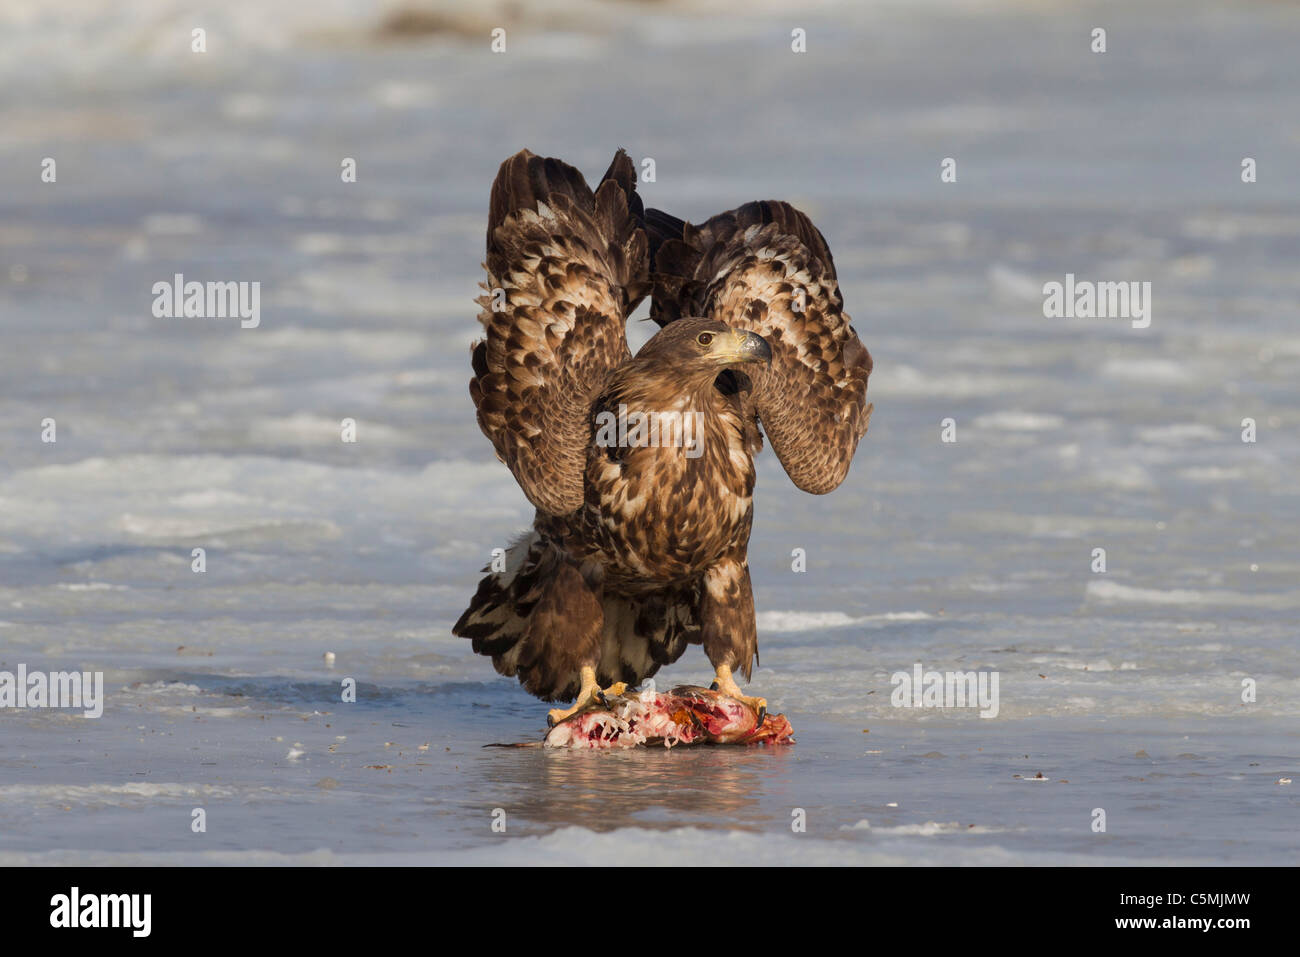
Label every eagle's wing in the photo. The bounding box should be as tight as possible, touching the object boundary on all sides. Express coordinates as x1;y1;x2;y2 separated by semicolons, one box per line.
646;202;873;494
471;149;649;515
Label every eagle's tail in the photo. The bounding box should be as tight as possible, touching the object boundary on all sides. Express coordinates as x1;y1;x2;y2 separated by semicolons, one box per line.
452;531;588;702
452;531;700;702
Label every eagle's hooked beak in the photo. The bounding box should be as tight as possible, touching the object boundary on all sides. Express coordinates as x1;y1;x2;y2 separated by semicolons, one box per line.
722;329;772;366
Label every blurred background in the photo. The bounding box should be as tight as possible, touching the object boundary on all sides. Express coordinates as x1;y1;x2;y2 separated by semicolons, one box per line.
1;0;1297;864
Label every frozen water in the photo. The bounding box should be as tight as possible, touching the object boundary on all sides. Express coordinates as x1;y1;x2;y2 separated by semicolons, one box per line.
1;0;1298;864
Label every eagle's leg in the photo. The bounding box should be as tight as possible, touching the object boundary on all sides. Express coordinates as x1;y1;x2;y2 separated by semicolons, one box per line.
700;560;767;725
546;667;628;727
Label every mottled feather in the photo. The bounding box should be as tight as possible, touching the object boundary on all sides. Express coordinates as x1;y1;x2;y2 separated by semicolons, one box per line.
647;201;874;494
469;149;649;515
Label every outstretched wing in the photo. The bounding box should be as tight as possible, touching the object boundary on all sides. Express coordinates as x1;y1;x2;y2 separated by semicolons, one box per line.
470;149;649;515
647;202;873;494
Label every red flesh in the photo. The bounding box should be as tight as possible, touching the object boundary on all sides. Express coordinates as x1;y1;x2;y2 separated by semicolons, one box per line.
543;685;794;749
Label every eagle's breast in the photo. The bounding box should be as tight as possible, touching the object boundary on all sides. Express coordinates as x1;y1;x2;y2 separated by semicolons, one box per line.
572;387;755;587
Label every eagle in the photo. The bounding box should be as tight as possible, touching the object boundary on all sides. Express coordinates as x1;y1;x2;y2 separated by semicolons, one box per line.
453;148;873;727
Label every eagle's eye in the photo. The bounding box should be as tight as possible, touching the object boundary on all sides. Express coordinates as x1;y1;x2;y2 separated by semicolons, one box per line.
697;332;714;346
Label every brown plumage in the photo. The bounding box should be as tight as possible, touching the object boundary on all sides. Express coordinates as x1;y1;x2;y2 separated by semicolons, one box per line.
453;149;873;718
645;202;874;492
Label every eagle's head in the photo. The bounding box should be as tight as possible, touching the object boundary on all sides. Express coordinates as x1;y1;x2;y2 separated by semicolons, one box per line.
636;318;772;385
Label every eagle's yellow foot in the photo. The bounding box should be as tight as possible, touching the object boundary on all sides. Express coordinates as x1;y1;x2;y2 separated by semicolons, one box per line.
546;666;628;727
710;664;767;727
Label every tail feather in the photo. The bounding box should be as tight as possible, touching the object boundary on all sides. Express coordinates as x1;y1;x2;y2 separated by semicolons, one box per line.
453;533;702;702
452;531;540;660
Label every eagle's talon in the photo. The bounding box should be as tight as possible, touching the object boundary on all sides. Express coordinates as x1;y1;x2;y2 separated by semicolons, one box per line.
546;670;627;726
710;664;767;725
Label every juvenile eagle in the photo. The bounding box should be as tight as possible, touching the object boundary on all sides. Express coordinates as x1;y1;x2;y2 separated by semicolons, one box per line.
453;149;873;726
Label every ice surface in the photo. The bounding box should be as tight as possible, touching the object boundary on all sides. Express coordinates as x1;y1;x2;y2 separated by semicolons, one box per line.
2;0;1298;864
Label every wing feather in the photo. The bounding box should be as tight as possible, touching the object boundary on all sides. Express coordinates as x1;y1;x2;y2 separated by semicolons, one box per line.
470;149;649;515
648;201;873;494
